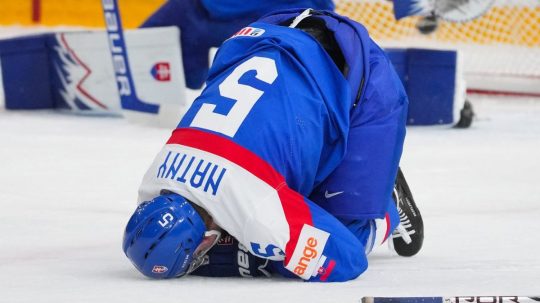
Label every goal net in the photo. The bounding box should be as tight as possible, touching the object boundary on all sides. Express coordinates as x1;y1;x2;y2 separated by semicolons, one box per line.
335;0;540;97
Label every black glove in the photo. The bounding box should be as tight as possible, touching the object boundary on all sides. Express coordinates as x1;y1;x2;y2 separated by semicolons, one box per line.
190;232;272;278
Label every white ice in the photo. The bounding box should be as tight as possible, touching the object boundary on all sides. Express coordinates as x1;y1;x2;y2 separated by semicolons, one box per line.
1;95;539;303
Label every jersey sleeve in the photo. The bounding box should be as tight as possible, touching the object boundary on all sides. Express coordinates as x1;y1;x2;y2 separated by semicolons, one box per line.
282;193;368;282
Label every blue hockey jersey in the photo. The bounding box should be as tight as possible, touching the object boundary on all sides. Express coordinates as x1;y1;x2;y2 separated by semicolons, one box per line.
138;10;407;282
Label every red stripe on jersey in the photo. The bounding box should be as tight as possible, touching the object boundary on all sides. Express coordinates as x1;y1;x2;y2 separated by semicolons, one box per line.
239;28;248;36
167;128;313;264
277;189;313;265
167;128;283;187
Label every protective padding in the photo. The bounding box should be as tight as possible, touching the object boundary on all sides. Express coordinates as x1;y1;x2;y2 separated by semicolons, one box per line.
386;48;458;125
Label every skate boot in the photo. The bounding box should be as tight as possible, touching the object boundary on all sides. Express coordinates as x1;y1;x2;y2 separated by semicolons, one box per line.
454;100;475;129
390;168;424;257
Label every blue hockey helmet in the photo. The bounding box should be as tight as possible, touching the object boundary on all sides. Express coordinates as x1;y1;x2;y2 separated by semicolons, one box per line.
122;193;217;279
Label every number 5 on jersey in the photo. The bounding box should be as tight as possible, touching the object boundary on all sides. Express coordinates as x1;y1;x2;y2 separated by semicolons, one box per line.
189;56;278;137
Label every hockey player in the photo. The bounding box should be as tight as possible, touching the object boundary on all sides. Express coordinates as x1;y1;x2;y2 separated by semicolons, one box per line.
141;0;334;89
141;0;439;90
123;9;423;282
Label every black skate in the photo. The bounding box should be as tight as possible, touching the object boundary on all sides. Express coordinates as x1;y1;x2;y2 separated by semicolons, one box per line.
390;168;424;257
416;12;439;35
453;100;475;129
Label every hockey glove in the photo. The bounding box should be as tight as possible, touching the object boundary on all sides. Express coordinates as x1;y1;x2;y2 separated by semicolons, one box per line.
190;232;272;278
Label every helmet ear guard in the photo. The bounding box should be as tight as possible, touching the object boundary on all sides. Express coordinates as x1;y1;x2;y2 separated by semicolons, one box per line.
122;194;208;279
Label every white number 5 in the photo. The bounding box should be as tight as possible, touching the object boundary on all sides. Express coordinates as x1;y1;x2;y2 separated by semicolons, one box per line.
189;56;278;137
158;213;174;227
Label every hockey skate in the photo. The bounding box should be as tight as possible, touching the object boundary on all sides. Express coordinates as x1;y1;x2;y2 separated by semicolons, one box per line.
453;100;475;129
390;168;424;257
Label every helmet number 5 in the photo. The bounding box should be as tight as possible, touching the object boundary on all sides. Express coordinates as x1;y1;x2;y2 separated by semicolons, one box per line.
189;56;278;137
158;213;174;227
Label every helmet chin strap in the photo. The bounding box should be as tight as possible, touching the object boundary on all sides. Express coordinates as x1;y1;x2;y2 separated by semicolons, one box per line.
186;229;222;275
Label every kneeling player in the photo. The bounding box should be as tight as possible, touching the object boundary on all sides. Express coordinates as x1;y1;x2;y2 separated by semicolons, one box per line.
123;9;424;282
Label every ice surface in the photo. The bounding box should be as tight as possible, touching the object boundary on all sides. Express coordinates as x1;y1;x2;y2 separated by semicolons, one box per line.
1;96;539;302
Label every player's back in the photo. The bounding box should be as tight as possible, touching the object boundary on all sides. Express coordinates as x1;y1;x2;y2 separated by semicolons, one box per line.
179;22;353;194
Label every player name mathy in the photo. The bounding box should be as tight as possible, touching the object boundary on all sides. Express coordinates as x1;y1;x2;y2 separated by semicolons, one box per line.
156;150;227;196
